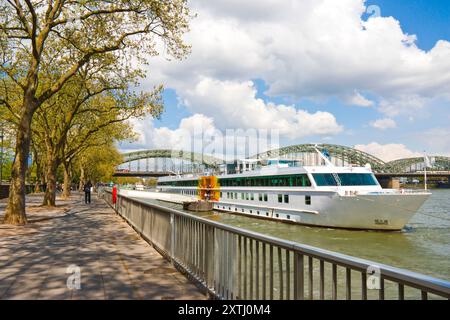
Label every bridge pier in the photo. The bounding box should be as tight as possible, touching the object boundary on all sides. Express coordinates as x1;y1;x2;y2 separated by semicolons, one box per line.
376;176;400;189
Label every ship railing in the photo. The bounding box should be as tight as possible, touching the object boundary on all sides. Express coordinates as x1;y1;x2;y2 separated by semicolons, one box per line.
99;188;450;300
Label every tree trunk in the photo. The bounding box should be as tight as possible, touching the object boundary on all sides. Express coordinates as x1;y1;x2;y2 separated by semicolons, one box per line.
62;162;71;199
79;165;85;191
42;154;59;206
3;102;35;225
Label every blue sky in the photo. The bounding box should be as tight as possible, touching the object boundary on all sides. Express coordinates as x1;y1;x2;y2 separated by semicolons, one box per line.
366;0;450;51
127;0;450;162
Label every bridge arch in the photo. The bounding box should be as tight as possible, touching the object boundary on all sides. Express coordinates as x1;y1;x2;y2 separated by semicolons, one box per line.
384;156;450;173
120;149;223;167
116;149;224;176
252;143;386;172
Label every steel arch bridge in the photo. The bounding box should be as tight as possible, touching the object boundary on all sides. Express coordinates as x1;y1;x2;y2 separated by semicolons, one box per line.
384;156;450;174
115;149;224;177
252;143;387;172
122;149;223;166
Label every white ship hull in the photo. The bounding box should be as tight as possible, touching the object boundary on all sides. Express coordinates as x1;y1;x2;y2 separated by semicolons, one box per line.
156;159;431;231
212;191;429;231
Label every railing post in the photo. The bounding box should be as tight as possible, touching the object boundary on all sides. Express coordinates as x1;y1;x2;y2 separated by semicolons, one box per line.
205;225;215;294
170;213;175;263
99;192;450;301
294;252;304;300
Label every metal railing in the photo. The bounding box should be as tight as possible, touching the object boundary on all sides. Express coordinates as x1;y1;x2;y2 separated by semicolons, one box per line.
99;189;450;300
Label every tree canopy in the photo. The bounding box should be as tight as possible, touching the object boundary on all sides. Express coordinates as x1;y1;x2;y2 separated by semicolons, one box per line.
1;0;191;224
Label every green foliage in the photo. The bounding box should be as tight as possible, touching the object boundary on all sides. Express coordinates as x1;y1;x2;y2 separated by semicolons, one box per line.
78;141;123;183
0;1;191;218
113;177;142;185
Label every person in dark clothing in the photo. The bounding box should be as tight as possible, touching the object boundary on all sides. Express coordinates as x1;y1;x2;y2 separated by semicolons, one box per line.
83;180;93;204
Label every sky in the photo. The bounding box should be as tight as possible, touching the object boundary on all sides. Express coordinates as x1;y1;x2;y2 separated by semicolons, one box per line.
119;0;450;162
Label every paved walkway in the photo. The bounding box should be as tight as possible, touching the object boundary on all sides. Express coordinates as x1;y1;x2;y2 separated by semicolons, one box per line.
0;193;206;300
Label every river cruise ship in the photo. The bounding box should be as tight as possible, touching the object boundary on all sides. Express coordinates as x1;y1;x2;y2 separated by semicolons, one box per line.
156;150;430;231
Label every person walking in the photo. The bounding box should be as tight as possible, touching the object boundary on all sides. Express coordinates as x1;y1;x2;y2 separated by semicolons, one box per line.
83;180;93;204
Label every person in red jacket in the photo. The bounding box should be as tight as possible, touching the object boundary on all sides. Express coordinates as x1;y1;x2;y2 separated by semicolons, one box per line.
112;185;117;205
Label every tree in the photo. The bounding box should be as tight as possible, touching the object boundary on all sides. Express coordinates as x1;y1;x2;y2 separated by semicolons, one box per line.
61;119;137;199
0;1;191;224
0;120;15;183
78;142;123;185
32;64;161;206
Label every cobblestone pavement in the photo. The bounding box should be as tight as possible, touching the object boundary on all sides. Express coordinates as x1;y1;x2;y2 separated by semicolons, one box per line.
0;193;206;300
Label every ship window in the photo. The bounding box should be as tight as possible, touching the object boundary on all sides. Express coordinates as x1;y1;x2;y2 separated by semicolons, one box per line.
312;173;338;186
337;173;378;186
284;195;289;203
241;193;244;200
251;193;254;201
278;194;283;203
235;193;238;199
264;194;268;202
275;214;279;218
305;195;311;205
245;193;249;200
257;211;260;215
266;212;269;216
250;210;253;214
296;175;312;187
287;215;290;220
259;193;263;201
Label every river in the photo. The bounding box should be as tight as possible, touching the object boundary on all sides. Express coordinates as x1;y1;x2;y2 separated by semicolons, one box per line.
141;189;450;282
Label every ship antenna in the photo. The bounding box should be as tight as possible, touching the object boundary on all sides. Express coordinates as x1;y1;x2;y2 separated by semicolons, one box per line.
313;144;335;167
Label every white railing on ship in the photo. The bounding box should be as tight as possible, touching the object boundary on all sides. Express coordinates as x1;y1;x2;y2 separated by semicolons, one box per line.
99;188;450;300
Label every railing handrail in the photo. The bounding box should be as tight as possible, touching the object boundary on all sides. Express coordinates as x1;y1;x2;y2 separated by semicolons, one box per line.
102;189;450;298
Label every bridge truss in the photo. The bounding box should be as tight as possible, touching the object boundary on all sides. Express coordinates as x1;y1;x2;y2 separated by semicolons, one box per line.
117;145;450;176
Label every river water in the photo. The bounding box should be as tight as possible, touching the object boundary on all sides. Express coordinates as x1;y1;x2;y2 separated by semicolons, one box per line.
139;190;450;282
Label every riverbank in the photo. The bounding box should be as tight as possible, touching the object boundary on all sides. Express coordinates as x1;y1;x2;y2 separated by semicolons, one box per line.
0;193;205;300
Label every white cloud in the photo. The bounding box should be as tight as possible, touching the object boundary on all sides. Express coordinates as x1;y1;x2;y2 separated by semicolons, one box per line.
127;0;450;155
144;0;450;118
370;118;397;130
121;114;282;160
180;78;343;139
151;114;216;150
344;91;374;107
378;95;428;117
354;142;422;162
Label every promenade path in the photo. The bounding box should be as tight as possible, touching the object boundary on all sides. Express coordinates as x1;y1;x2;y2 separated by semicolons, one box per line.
0;193;206;300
